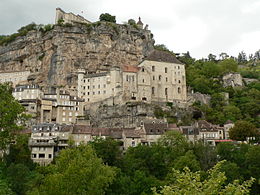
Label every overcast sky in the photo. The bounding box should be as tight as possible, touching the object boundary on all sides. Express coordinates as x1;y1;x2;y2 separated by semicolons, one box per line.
0;0;259;59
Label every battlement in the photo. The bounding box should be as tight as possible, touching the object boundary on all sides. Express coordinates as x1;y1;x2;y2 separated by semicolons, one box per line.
55;8;91;25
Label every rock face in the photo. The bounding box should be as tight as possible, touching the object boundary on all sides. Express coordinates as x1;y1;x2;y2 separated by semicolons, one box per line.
0;23;154;88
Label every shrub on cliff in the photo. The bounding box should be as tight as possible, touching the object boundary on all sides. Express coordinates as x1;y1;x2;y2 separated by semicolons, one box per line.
99;13;116;23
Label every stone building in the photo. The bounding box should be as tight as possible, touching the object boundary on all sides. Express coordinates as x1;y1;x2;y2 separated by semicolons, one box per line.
55;8;91;25
0;70;30;86
12;84;43;124
77;67;122;104
77;50;187;106
29;123;70;166
137;50;187;103
195;120;224;146
42;89;84;124
223;120;234;139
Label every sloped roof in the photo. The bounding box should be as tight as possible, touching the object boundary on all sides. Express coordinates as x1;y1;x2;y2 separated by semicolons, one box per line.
143;123;168;135
122;65;140;73
145;50;182;64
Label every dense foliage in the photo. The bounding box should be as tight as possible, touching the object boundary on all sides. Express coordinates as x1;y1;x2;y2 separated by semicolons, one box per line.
99;13;116;23
179;51;260;127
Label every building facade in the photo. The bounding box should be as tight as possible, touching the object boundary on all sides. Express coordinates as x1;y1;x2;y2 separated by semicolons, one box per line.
77;50;187;106
0;71;30;86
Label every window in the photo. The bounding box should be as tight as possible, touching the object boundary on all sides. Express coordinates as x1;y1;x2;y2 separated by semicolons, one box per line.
93;85;95;89
98;84;100;89
166;77;168;82
93;92;95;95
103;84;106;88
126;75;129;81
142;67;145;72
32;154;36;158
153;76;155;80
87;92;90;95
62;118;65;122
83;86;86;89
152;66;155;71
63;112;66;116
159;75;162;81
165;67;168;73
178;80;181;83
104;90;106;94
152;87;155;95
132;141;136;147
178;66;180;69
178;87;181;94
87;86;90;89
48;154;52;158
142;79;145;83
39;154;45;158
165;88;168;96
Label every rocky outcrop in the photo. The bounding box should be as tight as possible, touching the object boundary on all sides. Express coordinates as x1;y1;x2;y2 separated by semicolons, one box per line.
0;23;154;88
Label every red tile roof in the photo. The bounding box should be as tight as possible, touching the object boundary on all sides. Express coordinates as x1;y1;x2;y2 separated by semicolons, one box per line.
122;65;140;73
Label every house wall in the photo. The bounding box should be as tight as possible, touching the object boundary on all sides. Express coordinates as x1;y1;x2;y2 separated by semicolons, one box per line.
0;71;30;86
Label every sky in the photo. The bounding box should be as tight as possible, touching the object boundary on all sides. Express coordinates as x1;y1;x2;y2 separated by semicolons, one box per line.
0;0;259;59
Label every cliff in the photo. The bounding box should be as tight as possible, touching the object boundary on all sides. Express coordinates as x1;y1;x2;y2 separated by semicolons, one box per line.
0;22;154;88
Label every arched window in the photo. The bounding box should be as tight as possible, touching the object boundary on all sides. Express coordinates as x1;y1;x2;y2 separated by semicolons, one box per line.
178;87;181;94
152;87;155;95
178;80;181;83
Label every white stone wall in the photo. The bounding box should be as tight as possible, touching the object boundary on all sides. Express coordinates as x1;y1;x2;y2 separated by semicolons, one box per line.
0;71;30;86
55;8;91;25
78;68;122;104
137;61;187;103
13;88;42;101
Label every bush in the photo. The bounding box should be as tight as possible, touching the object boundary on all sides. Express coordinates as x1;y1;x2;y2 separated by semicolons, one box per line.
99;13;116;23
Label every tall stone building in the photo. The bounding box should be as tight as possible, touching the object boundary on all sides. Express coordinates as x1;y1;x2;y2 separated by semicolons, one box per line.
77;50;187;106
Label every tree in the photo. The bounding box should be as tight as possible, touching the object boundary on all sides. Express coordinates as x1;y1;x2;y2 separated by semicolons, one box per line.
89;137;123;166
99;13;116;23
127;19;136;25
173;150;201;172
229;120;258;141
153;161;255;195
29;145;116;195
0;84;26;150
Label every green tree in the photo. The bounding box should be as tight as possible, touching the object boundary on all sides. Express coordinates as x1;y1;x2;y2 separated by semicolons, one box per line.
173;150;201;172
89;137;123;166
229;121;258;141
0;178;14;195
29;145;116;195
0;84;26;150
153;161;255;195
99;13;116;23
218;58;238;74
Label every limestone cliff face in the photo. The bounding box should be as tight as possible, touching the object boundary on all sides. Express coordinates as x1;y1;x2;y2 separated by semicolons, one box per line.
0;23;154;87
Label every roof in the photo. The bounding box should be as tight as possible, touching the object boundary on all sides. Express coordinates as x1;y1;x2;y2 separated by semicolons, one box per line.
71;125;92;134
84;72;108;78
145;50;182;64
143;123;168;135
137;17;143;25
122;65;140;73
123;128;141;138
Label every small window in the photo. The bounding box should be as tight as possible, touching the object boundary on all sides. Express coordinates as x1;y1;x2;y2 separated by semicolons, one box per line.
48;154;52;158
165;88;168;96
32;154;37;158
152;66;155;71
152;87;155;95
178;66;180;69
166;77;168;82
178;87;181;94
142;67;145;72
165;67;168;73
153;76;155;80
178;80;181;83
143;79;145;83
39;154;45;158
159;75;162;81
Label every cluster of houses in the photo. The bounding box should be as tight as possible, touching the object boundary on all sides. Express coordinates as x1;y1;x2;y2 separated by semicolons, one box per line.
24;120;234;165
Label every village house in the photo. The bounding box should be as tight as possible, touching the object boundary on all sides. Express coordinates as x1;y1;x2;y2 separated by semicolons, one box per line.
0;70;30;86
42;89;84;124
29;123;70;166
